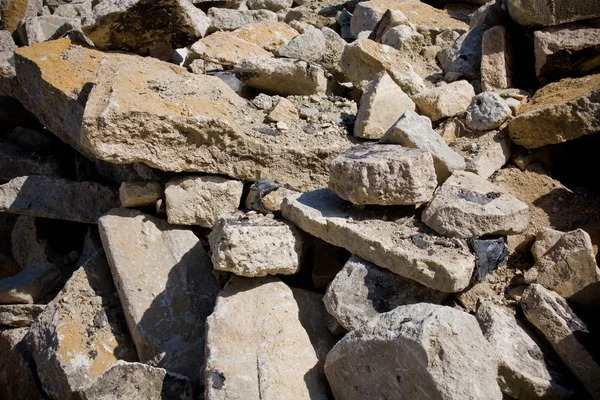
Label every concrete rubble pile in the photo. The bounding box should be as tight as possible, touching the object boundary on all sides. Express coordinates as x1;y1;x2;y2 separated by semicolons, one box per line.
1;0;600;398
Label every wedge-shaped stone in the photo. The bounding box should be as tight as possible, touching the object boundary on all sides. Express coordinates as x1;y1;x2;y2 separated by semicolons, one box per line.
354;71;415;139
482;25;514;91
81;361;193;400
508;74;600;148
324;256;447;331
325;303;503;400
165;175;244;228
98;209;220;388
188;31;272;67
27;250;138;400
422;171;529;238
328;143;437;205
412;80;475;121
282;189;475;292
0;327;43;400
521;284;600;399
209;212;304;277
0;176;119;224
476;301;576;400
82;0;209;60
276;27;326;61
0;304;45;327
506;0;600;27
0;263;61;304
205;276;335;400
381;109;465;182
230;21;298;52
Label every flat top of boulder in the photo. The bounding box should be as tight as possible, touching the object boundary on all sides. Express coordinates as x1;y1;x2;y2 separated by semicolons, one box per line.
520;73;600;114
360;0;468;30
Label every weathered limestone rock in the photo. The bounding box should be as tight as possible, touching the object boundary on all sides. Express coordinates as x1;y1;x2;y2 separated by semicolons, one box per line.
247;0;292;12
521;284;600;399
481;25;514;91
531;228;564;262
354;71;415;139
164;175;243;228
283;7;333;29
466;92;512;131
381;24;425;54
506;0;600;27
476;301;576;400
508;74;600;148
0;262;61;304
0;139;66;181
534;22;600;83
319;27;346;80
209;212;304;277
230;21;298;52
0;327;43;400
422;171;529;238
119;181;164;208
328;143;437;205
276;27;326;61
244;179;299;214
0;0;43;33
324;256;447;331
54;1;92;18
325;303;502;400
370;8;409;42
0;176;119;224
438;24;487;80
16;15;80;46
266;97;299;124
380;110;465;182
525;229;600;304
450;129;511;179
282;189;475;293
81;361;193;400
412;80;475;121
205;276;335;400
82;0;210;61
235;56;327;96
27;250;138;400
208;8;277;32
11;215;48;269
0;304;45;327
339;38;429;94
98;209;220;387
188;31;272;67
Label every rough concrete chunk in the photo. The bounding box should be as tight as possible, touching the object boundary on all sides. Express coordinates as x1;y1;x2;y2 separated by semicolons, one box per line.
381;25;425;54
0;304;45;327
27;250;138;400
506;0;600;27
0;175;119;224
328;143;437;205
282;189;475;293
324;255;447;331
422;171;529;238
466;92;512;131
381;109;465;182
230;21;298;52
119;181;164;208
354;71;415;139
481;25;514;91
165;175;244;228
208;8;277;32
476;301;576;400
276;27;326;61
209;212;305;277
521;284;600;399
188;31;272;67
0;263;61;304
205;276;335;400
98;209;220;388
0;327;44;400
267;97;299;124
525;229;600;304
325;303;503;400
508;73;600;148
412;80;475;121
531;228;564;262
81;361;193;400
450;129;511;179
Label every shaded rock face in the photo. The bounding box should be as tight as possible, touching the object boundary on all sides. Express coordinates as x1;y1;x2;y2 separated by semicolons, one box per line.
0;327;44;400
507;0;600;27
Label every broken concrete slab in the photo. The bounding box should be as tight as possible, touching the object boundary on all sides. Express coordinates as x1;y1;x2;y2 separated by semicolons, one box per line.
325;303;502;400
281;189;475;293
506;0;600;27
0;327;44;400
187;31;272;68
450;128;511;179
324;255;447;331
165;175;244;228
0;263;61;304
276;26;326;61
205;276;335;400
412;80;475;122
208;8;277;32
0;304;45;327
230;21;298;52
98;209;220;388
422;171;529;238
328;143;437;205
0;175;119;224
119;181;164;208
209;212;305;277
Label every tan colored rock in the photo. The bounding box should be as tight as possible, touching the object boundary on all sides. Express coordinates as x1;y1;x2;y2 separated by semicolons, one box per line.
244;179;299;214
0;304;44;327
0;327;44;400
188;31;272;67
531;228;564;262
521;284;600;399
27;250;138;400
0;0;42;34
231;21;298;52
319;27;347;80
16;15;81;46
450;129;511;179
0;263;61;304
481;25;514;92
98;209;220;388
209;212;304;277
508;74;600;148
370;9;409;42
208;8;278;32
276;26;326;61
506;0;600;27
354;71;415;139
328;143;437;205
164;175;243;228
267;97;299;124
119;181;164;208
205;276;335;400
282;189;475;293
412;80;475;121
0;175;119;224
422;171;529;238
